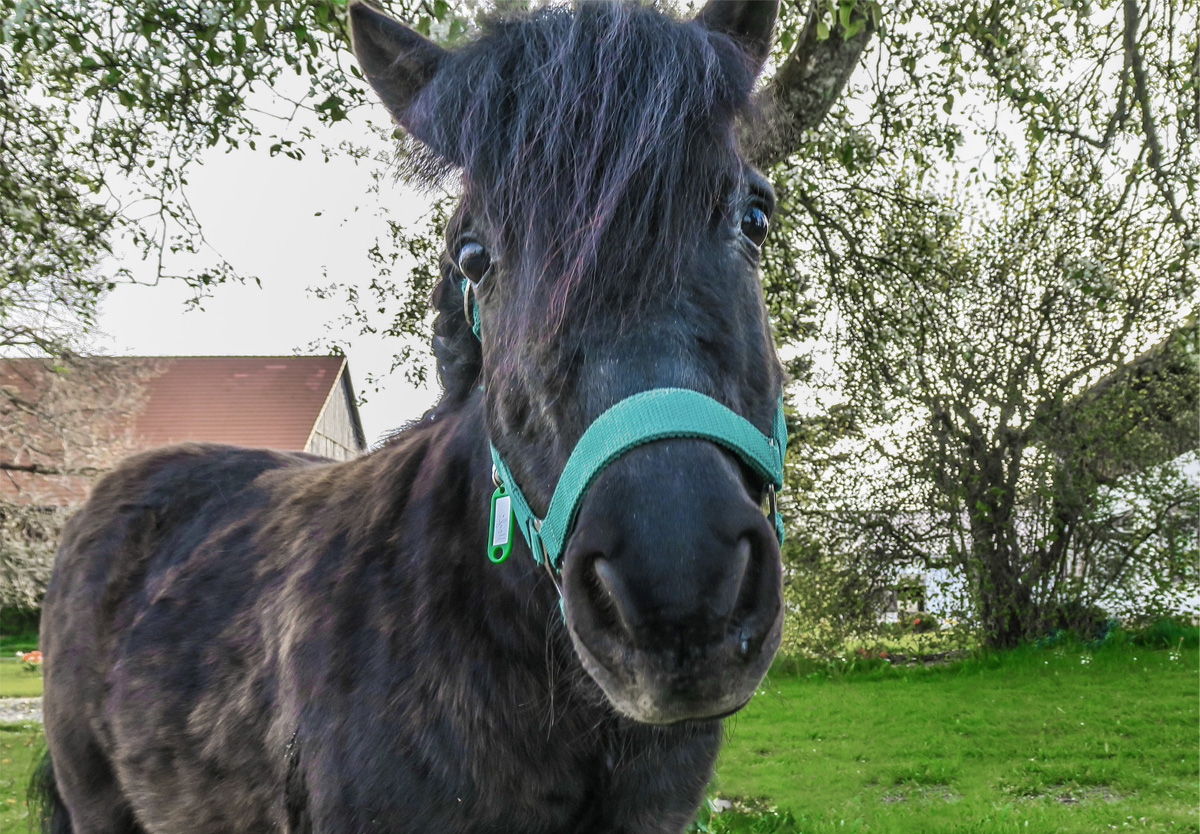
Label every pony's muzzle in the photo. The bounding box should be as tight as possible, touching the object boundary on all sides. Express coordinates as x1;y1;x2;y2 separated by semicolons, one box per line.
558;440;783;724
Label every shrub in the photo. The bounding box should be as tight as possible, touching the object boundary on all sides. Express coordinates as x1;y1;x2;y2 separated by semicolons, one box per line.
1129;616;1200;649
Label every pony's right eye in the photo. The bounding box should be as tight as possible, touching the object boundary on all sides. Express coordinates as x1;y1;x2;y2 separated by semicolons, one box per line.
740;206;769;247
457;242;491;284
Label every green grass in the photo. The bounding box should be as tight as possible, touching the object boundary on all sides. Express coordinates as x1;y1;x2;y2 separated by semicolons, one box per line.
0;659;43;698
0;643;1195;833
708;642;1199;833
0;722;42;830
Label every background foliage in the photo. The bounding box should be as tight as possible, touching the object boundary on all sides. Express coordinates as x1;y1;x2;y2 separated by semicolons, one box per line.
770;0;1197;648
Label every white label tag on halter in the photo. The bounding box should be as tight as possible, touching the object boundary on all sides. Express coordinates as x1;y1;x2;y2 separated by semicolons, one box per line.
492;495;512;546
488;488;514;563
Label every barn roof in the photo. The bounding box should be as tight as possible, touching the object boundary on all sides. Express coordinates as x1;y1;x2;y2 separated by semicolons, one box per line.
133;355;364;451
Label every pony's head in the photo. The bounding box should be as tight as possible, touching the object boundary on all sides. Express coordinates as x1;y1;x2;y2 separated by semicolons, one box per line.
351;0;784;725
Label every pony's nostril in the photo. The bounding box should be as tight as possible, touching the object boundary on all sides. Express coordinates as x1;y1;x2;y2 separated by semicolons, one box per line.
707;535;753;626
577;554;619;637
592;558;640;640
730;535;752;602
731;531;766;625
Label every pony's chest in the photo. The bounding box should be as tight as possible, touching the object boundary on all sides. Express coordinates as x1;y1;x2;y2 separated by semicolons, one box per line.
306;710;629;832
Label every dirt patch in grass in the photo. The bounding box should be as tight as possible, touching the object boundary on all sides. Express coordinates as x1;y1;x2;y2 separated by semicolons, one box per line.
1021;784;1128;805
878;785;962;804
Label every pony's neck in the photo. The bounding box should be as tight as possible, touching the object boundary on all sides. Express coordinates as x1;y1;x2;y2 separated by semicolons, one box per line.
401;389;569;667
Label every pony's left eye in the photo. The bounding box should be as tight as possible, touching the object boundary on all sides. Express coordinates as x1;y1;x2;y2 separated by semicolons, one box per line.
457;241;491;284
740;206;769;247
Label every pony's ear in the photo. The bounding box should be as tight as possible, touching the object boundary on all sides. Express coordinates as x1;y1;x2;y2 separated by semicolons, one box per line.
694;0;778;72
349;2;447;140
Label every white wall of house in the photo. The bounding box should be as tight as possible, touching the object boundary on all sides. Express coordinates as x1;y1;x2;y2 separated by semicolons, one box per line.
907;451;1200;626
1094;451;1199;621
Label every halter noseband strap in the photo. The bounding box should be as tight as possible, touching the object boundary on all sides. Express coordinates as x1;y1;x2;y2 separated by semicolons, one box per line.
463;278;787;573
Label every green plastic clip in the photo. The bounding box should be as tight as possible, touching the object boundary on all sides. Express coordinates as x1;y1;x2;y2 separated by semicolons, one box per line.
488;484;514;563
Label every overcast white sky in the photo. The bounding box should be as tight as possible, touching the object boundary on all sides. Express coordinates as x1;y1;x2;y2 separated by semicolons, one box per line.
95;103;441;447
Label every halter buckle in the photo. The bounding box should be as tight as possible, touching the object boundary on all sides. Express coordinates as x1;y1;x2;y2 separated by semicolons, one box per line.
462;280;476;330
532;521;564;601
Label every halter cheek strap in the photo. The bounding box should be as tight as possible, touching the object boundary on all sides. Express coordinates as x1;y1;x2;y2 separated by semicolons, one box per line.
462;275;787;573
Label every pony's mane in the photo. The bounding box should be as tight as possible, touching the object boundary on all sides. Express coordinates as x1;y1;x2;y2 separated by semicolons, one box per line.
408;1;758;325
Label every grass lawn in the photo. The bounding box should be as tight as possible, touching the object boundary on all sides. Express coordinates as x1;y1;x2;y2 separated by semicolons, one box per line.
0;658;43;698
0;643;1195;832
710;643;1199;833
0;722;42;830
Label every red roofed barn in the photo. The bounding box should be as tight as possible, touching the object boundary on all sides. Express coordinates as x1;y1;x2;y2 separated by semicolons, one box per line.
1;355;368;613
0;355;367;508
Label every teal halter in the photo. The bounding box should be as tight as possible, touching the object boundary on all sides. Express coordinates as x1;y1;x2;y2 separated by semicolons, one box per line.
464;278;787;572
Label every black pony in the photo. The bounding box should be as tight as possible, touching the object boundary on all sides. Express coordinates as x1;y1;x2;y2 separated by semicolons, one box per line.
38;2;786;831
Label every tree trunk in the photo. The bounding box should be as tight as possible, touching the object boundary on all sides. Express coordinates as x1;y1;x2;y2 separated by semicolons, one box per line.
971;539;1036;649
749;2;876;167
964;441;1039;649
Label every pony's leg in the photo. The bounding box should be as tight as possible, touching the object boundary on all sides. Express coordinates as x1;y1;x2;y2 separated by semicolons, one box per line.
43;727;146;834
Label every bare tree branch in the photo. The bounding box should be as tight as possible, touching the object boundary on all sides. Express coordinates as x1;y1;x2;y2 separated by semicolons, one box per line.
749;2;875;168
0;461;106;477
1124;0;1190;234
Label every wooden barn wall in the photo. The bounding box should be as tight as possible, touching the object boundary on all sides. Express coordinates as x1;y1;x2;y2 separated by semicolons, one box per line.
306;375;364;461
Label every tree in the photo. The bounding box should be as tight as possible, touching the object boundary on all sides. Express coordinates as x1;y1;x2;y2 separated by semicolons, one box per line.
0;0;485;368
768;0;1197;647
0;355;163;613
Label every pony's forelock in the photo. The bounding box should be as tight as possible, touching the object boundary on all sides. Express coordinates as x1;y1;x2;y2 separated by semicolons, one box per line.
405;2;758;325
